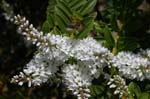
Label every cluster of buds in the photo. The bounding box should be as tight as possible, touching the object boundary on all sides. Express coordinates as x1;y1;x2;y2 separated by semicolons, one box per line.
14;15;52;52
107;75;130;98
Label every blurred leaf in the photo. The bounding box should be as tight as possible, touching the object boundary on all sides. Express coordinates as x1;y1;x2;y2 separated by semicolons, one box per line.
55;6;71;25
57;0;72;18
42;20;51;33
145;85;150;92
138;93;149;99
17;91;25;98
128;82;141;98
117;37;139;52
103;27;115;49
51;27;61;34
90;85;105;96
77;13;97;38
129;95;135;99
46;0;57;16
79;0;97;16
54;14;66;32
145;84;150;97
111;14;119;31
2;84;8;93
69;0;87;11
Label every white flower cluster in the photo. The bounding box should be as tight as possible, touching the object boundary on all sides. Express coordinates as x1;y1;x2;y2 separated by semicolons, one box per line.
111;51;150;81
11;15;112;98
107;75;129;98
11;49;67;87
63;64;92;99
10;14;150;99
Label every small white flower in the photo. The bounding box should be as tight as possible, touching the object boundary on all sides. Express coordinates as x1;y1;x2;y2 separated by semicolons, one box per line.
109;84;116;88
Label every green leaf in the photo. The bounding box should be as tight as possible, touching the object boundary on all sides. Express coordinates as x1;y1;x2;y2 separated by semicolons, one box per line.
103;27;115;49
54;14;66;32
79;0;97;16
77;21;93;38
42;20;51;33
138;93;149;99
117;37;139;52
57;0;72;18
111;14;119;31
77;13;97;38
69;0;79;7
71;0;87;11
69;0;86;8
128;82;141;98
90;85;105;96
72;12;83;21
129;95;135;99
46;0;57;16
55;6;71;25
42;0;57;32
47;15;55;26
51;27;61;34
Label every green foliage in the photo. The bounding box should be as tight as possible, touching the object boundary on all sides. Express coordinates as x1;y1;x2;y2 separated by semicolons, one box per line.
138;93;149;99
42;0;97;39
90;84;105;96
90;84;116;99
78;0;97;16
128;82;141;98
77;12;96;38
128;82;150;99
117;37;140;52
103;26;115;49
